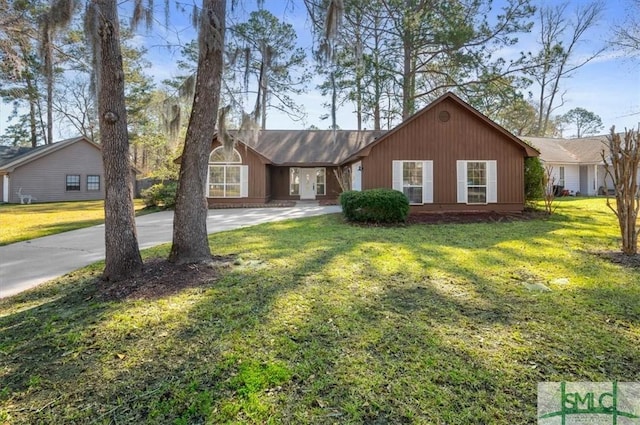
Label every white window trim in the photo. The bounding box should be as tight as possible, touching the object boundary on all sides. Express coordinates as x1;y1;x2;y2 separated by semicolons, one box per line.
210;146;242;163
392;160;433;205
207;147;248;198
456;160;497;204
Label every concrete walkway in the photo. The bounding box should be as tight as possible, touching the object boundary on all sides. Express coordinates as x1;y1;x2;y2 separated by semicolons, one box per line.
0;204;341;299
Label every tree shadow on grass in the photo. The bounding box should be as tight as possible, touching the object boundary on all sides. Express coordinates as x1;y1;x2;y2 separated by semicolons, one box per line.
3;212;638;424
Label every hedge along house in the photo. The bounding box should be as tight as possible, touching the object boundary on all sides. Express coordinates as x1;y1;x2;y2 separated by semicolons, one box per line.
207;92;539;212
0;136;137;204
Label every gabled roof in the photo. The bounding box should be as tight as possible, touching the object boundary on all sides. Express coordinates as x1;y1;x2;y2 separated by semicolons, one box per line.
344;92;540;162
232;130;385;166
523;135;608;164
217;92;538;165
0;136;99;172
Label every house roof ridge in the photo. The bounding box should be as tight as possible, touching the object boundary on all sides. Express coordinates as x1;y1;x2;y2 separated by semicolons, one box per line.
0;136;94;171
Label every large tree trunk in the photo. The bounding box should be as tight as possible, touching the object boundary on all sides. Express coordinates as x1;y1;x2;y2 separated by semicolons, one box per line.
169;0;225;264
93;0;143;280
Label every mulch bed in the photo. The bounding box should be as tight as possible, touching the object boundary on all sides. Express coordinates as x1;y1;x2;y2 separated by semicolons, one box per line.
94;256;236;301
407;210;545;225
592;251;640;269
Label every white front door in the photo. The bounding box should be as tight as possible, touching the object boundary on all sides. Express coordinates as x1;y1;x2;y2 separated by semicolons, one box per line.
299;168;317;200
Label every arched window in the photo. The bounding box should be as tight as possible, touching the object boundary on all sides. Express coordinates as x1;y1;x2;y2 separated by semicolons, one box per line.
209;147;241;164
207;147;247;198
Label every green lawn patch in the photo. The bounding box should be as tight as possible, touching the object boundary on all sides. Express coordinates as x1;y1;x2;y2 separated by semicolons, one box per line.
0;200;151;245
0;198;638;424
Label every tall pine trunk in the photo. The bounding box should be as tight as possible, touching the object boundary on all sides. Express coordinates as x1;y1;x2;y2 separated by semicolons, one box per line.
91;0;143;280
44;26;53;145
169;0;225;264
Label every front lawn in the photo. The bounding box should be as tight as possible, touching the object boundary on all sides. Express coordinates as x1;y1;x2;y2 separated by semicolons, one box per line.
0;200;149;246
0;198;638;424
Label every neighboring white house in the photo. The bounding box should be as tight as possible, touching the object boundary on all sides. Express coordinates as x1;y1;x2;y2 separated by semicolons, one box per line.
524;136;620;196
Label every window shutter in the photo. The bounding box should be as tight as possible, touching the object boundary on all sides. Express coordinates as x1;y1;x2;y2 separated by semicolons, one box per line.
487;160;497;203
392;161;403;192
457;161;467;203
240;165;249;198
423;161;433;203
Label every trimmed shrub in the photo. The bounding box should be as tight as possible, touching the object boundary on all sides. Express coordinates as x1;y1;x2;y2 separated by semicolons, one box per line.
524;157;544;205
340;188;410;223
141;181;177;208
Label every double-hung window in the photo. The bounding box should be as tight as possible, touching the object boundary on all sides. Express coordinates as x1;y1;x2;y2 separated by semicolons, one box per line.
66;175;80;191
392;160;433;205
87;175;100;191
207;147;248;198
457;160;497;204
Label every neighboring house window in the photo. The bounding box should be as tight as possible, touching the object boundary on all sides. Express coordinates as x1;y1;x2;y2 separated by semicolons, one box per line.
66;175;80;191
290;168;300;195
558;166;565;186
207;147;248;198
456;160;497;204
87;175;100;191
316;168;326;195
392;160;433;205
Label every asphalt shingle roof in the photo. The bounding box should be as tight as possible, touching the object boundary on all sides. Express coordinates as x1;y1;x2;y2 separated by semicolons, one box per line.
0;137;87;170
0;146;36;168
232;130;387;165
523;135;608;164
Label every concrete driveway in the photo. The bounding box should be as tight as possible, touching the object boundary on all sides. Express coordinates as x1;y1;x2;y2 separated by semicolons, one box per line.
0;204;341;299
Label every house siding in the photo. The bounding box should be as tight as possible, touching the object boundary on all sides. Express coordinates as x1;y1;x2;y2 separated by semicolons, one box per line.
207;142;269;205
597;165;613;193
545;163;580;195
8;140;105;203
596;164;640;194
360;97;527;212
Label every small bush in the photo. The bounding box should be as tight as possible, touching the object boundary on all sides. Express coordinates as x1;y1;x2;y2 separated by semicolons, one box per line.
524;157;544;205
340;189;409;223
141;181;177;208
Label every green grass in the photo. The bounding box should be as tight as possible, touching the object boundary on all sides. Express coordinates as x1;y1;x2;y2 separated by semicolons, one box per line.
0;199;152;246
0;198;638;424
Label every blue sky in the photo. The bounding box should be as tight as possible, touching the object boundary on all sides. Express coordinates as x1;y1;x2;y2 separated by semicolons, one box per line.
1;0;638;140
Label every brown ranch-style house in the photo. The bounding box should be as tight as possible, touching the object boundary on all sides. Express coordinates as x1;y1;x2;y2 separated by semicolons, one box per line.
207;92;540;212
0;136;137;204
